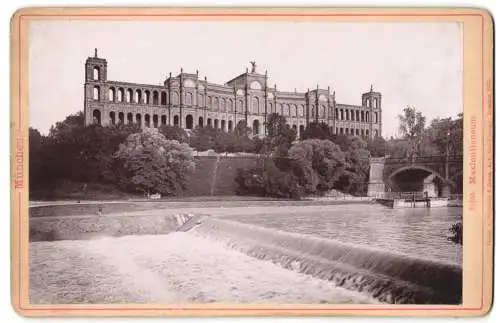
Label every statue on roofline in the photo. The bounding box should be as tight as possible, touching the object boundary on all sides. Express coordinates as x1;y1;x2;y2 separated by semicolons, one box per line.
250;61;257;73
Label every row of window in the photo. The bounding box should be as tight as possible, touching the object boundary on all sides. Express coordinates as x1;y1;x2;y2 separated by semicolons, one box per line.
335;127;378;137
363;97;380;109
92;109;380;138
93;109;239;131
92;86;378;122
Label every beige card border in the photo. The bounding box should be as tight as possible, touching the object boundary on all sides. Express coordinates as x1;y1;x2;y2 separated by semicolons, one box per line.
10;7;494;317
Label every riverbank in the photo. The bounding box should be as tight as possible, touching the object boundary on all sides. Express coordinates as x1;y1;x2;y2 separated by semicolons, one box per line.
29;198;375;218
30;233;377;304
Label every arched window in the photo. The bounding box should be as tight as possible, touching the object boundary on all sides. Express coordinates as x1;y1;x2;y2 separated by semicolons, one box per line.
252;120;260;136
174;115;179;126
93;66;100;80
351;110;355;121
153;115;159;128
268;103;273;113
355;129;359;136
117;88;124;102
161;115;167;125
161;92;167;105
252;97;259;114
361;111;365;122
207;96;212;109
356;110;360;122
228;99;233;112
126;89;132;103
153;91;159;105
290;104;297;117
118;112;124;124
366;130;370;137
221;120;226;131
374;130;378;137
207;118;212;127
298;105;304;117
109;111;116;125
144;114;150;127
92;109;101;125
186;115;193;129
198;117;204;127
214;119;219;129
93;86;100;100
238;100;244;112
144;90;150;104
279;104;284;115
299;125;305;139
374;112;378;123
373;98;378;109
135;90;142;104
310;106;315;118
108;87;115;101
127;113;133;124
198;94;204;107
136;114;142;125
284;104;290;116
228;120;233;131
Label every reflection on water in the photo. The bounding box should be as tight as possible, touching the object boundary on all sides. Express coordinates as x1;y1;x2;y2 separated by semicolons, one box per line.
223;204;462;265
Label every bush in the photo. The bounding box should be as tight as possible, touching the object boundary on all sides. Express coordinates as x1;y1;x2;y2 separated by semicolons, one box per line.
288;139;346;194
448;222;463;245
235;158;304;199
114;129;195;196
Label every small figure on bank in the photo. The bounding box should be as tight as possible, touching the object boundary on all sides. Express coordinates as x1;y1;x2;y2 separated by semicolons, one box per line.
97;207;103;216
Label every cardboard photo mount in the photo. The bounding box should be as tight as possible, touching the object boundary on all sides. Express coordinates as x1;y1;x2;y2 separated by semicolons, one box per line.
10;6;494;317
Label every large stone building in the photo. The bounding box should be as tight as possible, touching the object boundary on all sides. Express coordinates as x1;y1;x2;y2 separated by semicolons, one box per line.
84;49;382;138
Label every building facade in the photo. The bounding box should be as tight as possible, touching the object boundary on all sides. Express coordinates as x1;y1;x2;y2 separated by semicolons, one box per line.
84;50;382;139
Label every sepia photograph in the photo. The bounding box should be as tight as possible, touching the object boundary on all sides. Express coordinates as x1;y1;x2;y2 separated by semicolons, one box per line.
10;7;493;317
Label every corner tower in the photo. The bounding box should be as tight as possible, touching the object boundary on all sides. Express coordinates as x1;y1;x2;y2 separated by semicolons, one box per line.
84;49;108;126
361;85;382;138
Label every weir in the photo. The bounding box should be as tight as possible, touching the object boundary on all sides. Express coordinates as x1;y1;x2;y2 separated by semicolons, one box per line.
191;217;462;304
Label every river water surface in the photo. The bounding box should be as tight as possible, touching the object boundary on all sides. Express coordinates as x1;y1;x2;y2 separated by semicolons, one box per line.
222;204;462;265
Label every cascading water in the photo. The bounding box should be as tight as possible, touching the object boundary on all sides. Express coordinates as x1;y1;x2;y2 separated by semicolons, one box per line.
191;217;462;304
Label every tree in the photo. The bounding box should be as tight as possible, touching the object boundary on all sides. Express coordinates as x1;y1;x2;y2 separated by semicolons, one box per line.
189;126;218;151
114;129;195;196
366;136;388;157
397;106;426;158
425;113;463;156
288;139;346;193
335;136;371;195
265;113;296;156
159;125;189;143
48;111;84;140
235;158;303;199
235;120;252;137
303;122;331;140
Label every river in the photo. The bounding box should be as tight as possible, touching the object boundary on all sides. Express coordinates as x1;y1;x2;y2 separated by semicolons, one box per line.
220;204;463;265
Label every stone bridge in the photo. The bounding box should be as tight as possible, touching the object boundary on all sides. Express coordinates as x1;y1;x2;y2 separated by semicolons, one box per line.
367;155;463;198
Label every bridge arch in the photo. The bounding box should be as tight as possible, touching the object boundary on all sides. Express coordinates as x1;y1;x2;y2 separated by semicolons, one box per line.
387;165;456;197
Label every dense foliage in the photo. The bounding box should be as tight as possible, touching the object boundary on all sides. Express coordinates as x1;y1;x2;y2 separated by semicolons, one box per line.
30;105;463;199
114;129;195;195
448;222;463;245
29;112;142;193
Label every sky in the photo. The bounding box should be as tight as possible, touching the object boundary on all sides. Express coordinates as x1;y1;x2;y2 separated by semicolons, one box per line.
28;20;463;138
